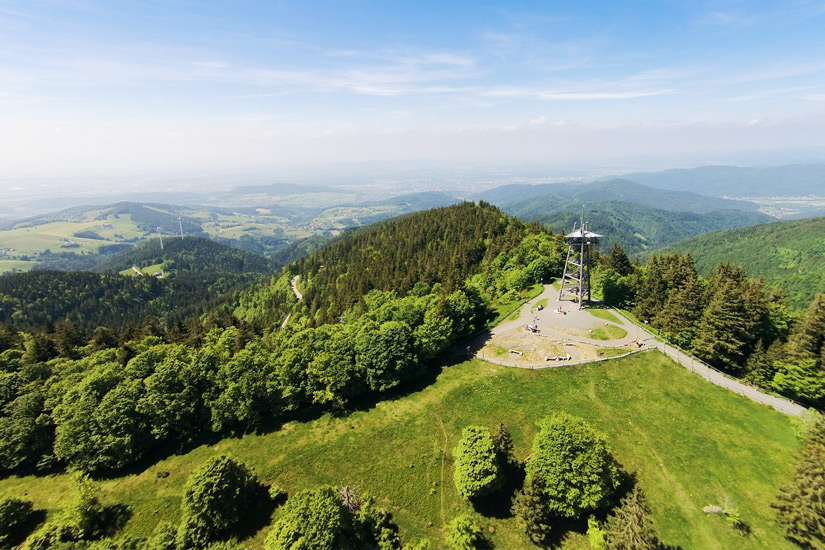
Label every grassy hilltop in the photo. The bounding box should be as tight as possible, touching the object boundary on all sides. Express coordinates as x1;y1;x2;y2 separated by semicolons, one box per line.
1;352;799;549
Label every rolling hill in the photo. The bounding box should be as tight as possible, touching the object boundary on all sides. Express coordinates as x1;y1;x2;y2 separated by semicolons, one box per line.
657;215;825;310
0;201;810;550
0;192;465;274
94;236;273;275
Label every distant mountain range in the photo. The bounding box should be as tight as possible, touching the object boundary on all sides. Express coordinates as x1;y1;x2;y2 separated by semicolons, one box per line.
477;179;760;213
477;179;772;253
503;199;771;254
617;164;825;197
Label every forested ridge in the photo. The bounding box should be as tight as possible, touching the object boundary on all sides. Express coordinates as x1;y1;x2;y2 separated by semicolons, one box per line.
658;214;825;310
480;178;762;213
1;201;822;549
94;236;274;274
235;201;566;328
0;202;565;476
503;198;771;253
0;238;273;331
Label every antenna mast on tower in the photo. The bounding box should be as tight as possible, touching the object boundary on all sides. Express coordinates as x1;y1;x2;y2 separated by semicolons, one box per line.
156;227;164;250
178;215;184;238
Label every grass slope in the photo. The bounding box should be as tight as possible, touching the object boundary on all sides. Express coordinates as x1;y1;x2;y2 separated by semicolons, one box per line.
2;352;798;549
659;215;825;310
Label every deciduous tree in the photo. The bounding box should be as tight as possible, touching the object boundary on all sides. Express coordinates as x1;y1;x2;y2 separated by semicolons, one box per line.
176;455;258;549
526;413;620;518
453;426;502;500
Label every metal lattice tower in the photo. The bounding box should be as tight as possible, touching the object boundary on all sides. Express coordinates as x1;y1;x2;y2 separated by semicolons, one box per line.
558;221;601;309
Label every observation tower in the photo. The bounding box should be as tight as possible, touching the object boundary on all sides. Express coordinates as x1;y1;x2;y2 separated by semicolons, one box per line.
558;221;601;309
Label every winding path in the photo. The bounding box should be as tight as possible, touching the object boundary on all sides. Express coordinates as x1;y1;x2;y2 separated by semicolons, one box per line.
290;274;302;300
281;275;303;328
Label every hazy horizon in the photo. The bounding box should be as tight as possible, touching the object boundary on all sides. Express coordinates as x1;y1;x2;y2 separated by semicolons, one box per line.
2;1;825;180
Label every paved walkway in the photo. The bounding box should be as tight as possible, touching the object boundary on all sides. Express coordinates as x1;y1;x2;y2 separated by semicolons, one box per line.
290;275;302;300
473;284;806;416
281;275;303;328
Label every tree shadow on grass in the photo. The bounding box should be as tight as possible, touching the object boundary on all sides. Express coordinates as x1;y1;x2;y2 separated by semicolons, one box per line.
100;503;133;537
472;466;526;519
94;429;226;481
233;482;280;541
5;508;47;550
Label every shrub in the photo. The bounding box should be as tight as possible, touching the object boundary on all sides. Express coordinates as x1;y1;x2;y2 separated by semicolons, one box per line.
0;497;35;549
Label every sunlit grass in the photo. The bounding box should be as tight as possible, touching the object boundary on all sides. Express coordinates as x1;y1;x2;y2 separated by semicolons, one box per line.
588;307;621;324
590;324;628;340
1;351;799;549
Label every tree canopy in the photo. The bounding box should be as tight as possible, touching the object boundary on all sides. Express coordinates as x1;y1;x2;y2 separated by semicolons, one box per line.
526;413;621;519
453;426;502;500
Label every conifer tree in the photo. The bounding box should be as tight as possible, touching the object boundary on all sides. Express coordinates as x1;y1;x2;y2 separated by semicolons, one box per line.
773;417;825;549
633;256;667;324
786;294;825;367
692;275;753;373
772;359;825;404
492;421;517;473
511;476;552;545
603;243;632;277
655;276;702;349
604;485;663;550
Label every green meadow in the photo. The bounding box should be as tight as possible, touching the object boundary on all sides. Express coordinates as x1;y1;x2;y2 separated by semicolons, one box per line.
1;351;799;549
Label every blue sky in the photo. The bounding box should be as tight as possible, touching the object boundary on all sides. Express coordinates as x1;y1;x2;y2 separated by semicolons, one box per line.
2;0;825;175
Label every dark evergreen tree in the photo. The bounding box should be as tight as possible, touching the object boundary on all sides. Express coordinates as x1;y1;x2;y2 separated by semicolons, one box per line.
511;476;552;545
773;418;825;550
604;485;664;550
691;267;755;373
786;293;825;367
602;243;632;277
492;421;518;473
633;256;668;324
655;275;702;349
